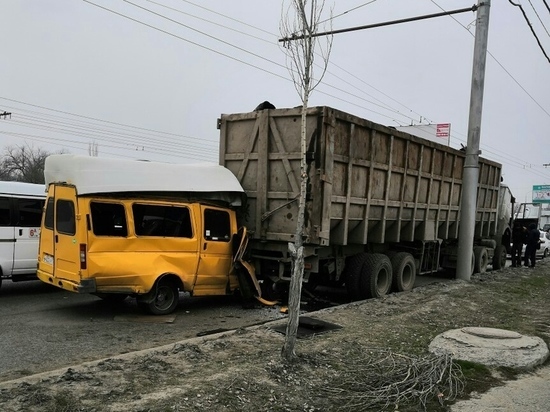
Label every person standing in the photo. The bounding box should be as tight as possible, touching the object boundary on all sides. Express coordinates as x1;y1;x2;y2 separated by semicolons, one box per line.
524;223;540;268
511;221;526;267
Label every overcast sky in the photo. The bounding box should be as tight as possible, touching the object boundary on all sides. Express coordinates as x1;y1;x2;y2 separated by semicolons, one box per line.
1;0;550;202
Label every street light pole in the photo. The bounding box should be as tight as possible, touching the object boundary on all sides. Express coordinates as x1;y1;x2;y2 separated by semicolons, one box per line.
456;0;491;281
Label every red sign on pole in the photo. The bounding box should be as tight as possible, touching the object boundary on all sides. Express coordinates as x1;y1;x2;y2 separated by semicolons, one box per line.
436;123;450;137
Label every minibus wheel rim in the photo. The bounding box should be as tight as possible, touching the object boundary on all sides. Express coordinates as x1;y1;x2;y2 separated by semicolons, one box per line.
148;281;179;315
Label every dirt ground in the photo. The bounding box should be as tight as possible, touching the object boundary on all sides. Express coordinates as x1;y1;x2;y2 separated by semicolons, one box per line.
1;259;549;412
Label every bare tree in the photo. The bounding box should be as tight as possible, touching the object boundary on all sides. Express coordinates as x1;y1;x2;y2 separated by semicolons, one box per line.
0;144;55;183
280;0;332;361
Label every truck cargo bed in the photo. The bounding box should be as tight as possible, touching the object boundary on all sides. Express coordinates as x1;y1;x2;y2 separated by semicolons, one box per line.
219;106;502;247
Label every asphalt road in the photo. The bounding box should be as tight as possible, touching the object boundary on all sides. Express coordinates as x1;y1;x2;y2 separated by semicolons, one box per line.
0;280;287;382
0;271;454;383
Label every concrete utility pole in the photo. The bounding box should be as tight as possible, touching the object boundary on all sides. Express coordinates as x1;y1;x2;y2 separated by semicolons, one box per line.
456;0;491;281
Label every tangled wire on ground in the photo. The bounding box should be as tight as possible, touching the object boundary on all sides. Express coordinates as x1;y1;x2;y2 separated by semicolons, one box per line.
323;348;464;411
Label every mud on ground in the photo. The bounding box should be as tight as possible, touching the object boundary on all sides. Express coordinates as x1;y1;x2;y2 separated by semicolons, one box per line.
1;260;550;411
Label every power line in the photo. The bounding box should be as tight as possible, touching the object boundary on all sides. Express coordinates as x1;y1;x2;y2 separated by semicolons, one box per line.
82;0;428;125
0;96;214;145
508;0;550;63
0;130;212;162
144;0;417;122
144;0;269;43
2;120;218;161
122;0;289;72
9;116;217;157
430;0;550;118
318;0;379;25
121;0;419;124
527;0;550;37
82;0;289;82
4;1;547;182
178;0;274;37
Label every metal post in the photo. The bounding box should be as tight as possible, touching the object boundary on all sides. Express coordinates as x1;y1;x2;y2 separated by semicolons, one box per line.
456;0;491;281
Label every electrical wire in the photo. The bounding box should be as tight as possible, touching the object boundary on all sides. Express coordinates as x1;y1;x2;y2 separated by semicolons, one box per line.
2;120;218;161
527;0;550;37
508;0;550;63
4;109;217;151
429;0;550;118
0;130;210;161
178;0;274;37
83;0;426;125
82;0;289;82
8;117;217;158
318;0;380;25
144;0;269;43
4;0;549;185
122;0;289;72
0;96;215;145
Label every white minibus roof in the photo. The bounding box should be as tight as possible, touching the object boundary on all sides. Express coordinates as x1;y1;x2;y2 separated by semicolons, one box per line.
44;155;245;205
0;181;46;197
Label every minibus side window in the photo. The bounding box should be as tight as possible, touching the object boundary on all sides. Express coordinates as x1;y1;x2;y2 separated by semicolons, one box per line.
133;204;192;238
90;202;128;237
44;198;54;230
0;197;10;226
56;200;76;235
16;198;44;227
204;209;230;242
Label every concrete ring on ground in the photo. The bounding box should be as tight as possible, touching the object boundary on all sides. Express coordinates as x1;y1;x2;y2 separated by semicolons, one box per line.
429;327;549;370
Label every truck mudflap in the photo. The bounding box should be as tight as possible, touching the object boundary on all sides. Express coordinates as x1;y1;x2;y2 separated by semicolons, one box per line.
234;227;278;306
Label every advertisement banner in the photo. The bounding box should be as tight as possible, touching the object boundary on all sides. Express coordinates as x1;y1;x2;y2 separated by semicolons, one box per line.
533;185;550;203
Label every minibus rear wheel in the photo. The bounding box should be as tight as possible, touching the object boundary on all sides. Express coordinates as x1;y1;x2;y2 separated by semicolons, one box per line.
138;279;180;315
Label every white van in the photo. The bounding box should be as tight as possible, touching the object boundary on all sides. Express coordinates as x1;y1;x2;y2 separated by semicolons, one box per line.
0;181;46;289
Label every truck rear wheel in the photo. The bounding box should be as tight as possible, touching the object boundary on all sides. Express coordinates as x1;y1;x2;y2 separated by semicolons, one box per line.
139;279;179;315
492;244;507;269
390;252;416;292
473;246;489;274
359;254;392;299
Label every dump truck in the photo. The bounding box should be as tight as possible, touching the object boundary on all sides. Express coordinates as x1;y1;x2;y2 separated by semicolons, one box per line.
219;106;513;301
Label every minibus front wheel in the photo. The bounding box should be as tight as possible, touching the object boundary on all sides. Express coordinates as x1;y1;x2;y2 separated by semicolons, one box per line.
138;277;180;315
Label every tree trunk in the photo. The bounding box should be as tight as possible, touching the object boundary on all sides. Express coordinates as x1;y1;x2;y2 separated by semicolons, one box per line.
281;95;310;361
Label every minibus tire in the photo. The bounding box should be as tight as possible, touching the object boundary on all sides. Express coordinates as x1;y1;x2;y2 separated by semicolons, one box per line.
140;279;179;315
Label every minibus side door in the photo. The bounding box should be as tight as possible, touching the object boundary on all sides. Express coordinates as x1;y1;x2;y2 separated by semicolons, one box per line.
195;206;233;295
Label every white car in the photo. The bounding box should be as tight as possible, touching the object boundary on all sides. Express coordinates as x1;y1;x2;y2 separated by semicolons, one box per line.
522;230;550;259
